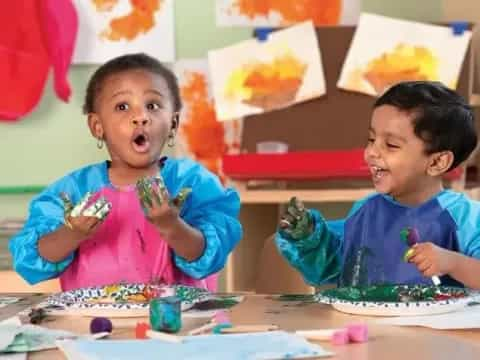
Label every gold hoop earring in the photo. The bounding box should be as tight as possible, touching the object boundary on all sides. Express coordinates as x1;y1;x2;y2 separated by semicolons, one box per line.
97;138;104;149
167;132;176;147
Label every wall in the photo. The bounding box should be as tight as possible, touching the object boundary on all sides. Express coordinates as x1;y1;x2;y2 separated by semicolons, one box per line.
0;1;476;283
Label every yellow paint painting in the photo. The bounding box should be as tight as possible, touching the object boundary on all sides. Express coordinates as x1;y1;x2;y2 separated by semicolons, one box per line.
174;60;243;184
337;13;472;96
208;21;325;121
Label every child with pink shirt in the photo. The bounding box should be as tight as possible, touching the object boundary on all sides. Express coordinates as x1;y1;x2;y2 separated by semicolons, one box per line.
10;53;242;291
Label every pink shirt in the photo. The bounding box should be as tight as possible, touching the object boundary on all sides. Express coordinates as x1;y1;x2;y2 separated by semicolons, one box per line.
60;185;216;291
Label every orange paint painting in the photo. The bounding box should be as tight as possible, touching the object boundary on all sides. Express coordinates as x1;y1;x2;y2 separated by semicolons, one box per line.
225;52;307;110
91;0;163;41
232;0;341;26
180;71;228;181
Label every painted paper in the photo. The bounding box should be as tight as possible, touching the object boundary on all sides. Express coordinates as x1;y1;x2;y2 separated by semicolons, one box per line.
73;0;175;63
337;13;472;96
174;60;243;182
216;0;360;26
208;21;325;121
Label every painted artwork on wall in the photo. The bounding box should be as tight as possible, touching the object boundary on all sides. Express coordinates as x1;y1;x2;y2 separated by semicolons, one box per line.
337;13;472;97
73;0;175;63
215;0;360;26
174;60;243;183
208;21;325;121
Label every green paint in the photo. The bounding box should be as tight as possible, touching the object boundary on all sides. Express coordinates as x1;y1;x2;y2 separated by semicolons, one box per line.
149;296;182;333
319;284;467;303
274;294;316;302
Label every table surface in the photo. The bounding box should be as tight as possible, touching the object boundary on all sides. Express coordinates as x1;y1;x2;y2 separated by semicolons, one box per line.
1;293;480;359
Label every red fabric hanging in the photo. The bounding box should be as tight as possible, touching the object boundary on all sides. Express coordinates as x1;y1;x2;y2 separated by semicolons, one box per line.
0;0;78;121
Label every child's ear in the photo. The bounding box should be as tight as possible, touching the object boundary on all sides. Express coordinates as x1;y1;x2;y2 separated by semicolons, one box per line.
426;151;454;176
87;113;104;139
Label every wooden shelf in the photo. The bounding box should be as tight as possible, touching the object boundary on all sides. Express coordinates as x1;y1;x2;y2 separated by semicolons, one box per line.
239;188;375;204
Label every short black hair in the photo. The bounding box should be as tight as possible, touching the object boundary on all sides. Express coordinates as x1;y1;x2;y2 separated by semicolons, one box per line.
374;81;477;171
83;53;182;114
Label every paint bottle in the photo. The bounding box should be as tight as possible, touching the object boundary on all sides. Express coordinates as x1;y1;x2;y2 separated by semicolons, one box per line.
149;296;182;333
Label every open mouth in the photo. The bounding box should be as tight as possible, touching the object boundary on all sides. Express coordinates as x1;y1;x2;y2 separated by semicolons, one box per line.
132;132;150;153
371;165;387;180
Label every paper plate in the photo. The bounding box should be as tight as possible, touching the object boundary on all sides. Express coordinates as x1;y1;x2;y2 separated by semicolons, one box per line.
315;285;476;317
46;283;210;317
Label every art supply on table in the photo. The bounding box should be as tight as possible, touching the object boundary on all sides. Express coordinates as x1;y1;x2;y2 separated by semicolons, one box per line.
296;323;368;345
135;322;151;339
90;317;113;334
401;227;441;286
145;329;184;343
57;331;333;359
149;295;181;333
215;324;279;334
0;317;107;354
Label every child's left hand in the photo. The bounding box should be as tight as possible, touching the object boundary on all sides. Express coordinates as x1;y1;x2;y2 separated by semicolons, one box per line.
407;242;455;277
136;176;191;230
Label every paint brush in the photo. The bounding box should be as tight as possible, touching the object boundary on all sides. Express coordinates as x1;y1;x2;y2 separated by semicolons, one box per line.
401;227;441;286
145;329;184;343
187;321;218;336
217;324;279;334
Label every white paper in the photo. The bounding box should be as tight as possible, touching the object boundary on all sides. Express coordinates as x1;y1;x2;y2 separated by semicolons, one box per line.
375;305;480;329
73;0;175;63
337;13;472;96
209;21;325;121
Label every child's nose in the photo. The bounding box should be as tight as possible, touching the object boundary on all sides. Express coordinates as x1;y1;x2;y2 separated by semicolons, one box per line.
365;143;380;159
132;118;149;126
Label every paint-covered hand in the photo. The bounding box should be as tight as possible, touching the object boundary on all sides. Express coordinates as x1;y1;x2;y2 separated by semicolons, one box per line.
278;197;314;240
60;192;111;237
136;175;191;229
406;242;455;278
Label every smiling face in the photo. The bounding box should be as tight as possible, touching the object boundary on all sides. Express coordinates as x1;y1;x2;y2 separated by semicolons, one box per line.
364;105;449;205
88;69;178;181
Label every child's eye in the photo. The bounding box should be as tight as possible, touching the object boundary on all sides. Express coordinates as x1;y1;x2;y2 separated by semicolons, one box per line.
115;103;129;111
386;143;400;149
367;138;375;144
146;102;161;111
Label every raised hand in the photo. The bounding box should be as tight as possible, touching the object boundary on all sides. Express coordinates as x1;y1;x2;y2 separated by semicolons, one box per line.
60;192;111;238
135;175;191;229
278;197;314;240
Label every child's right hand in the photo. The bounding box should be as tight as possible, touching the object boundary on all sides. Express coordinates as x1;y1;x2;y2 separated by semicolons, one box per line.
64;215;103;238
60;192;111;239
279;197;314;240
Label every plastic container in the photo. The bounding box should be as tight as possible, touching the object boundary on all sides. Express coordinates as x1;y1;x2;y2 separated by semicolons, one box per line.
256;141;289;154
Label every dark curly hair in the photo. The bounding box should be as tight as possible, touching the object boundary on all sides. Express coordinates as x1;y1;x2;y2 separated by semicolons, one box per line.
83;53;182;114
374;81;477;171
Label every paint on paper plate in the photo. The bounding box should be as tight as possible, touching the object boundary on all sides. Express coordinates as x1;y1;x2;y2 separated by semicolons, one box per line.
216;0;360;26
337;13;471;96
174;60;243;183
73;0;175;63
208;21;325;121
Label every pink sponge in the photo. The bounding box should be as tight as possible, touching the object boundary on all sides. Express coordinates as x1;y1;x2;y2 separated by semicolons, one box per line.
331;329;350;345
346;323;369;343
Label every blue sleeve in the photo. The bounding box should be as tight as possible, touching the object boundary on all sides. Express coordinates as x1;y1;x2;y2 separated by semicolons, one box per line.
438;191;480;258
163;159;242;279
275;209;343;285
9;182;74;284
8;163;107;285
274;195;373;286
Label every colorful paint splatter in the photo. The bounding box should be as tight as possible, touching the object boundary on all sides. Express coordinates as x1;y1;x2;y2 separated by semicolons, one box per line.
175;60;243;183
92;0;163;41
225;52;307;111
